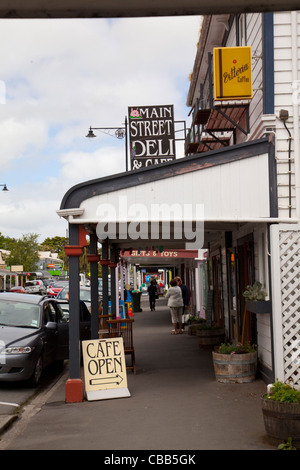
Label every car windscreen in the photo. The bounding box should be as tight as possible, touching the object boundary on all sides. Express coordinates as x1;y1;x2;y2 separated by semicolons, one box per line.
56;287;68;299
0;300;41;328
57;287;91;302
52;282;69;288
80;289;91;302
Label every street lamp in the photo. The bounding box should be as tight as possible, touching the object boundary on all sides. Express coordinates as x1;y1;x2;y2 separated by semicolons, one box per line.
0;184;8;191
86;116;129;172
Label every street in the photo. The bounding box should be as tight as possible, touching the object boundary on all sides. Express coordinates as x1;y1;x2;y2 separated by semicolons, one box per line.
0;360;67;423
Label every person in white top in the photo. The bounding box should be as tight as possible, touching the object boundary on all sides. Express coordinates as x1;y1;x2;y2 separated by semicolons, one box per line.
165;278;184;335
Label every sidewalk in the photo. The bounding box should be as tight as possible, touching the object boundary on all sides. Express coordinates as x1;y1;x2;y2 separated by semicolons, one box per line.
1;297;274;450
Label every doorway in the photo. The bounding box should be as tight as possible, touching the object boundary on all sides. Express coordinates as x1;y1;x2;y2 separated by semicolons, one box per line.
236;234;256;344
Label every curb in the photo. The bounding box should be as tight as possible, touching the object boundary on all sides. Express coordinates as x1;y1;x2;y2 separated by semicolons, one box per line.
0;415;19;435
0;367;69;440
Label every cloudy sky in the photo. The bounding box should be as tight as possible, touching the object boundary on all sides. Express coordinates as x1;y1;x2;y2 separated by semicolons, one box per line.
0;16;202;244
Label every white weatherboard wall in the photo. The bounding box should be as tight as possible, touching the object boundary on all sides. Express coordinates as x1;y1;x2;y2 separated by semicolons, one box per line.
78;153;270;225
274;11;300;220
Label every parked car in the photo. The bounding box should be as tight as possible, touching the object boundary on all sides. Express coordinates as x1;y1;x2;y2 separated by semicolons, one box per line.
46;280;69;297
56;286;97;311
57;299;91;323
24;280;46;295
0;293;91;386
9;286;26;293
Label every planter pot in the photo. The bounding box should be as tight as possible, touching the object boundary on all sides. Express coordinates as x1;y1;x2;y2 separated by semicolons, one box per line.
212;351;257;383
187;323;205;336
246;300;272;314
261;397;300;448
197;328;225;348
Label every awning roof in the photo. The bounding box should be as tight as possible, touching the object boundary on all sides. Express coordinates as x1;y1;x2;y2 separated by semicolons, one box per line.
58;137;275;252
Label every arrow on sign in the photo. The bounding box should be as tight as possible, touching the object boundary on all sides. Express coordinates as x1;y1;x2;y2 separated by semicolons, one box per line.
89;374;124;386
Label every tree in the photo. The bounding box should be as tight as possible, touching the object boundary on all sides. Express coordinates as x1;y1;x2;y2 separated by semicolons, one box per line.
6;233;40;272
40;236;68;257
0;232;16;251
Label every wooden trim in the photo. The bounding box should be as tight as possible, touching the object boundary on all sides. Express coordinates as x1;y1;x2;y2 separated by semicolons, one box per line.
100;259;111;266
64;245;83;256
87;254;100;263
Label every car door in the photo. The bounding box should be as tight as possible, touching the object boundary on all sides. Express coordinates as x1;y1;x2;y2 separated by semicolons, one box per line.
53;302;69;361
42;302;60;367
79;301;91;341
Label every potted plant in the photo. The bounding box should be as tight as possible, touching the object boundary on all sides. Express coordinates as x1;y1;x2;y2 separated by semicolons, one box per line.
196;321;225;348
243;281;272;314
212;342;257;383
187;316;225;345
186;316;206;335
261;380;300;449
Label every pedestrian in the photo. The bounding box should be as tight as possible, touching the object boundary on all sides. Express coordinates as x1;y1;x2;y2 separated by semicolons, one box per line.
175;276;189;328
165;278;184;334
147;279;157;311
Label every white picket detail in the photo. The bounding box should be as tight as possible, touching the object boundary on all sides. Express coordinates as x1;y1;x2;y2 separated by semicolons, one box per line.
271;223;300;387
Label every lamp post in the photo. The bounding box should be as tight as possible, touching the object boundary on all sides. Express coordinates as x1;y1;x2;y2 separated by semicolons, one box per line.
86;116;129;172
0;184;8;191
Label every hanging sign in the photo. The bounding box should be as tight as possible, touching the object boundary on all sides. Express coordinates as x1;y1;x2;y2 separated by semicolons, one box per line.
128;104;176;170
213;46;253;101
82;337;130;401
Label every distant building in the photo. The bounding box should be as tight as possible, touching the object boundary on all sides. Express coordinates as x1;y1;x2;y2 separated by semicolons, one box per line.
37;251;65;277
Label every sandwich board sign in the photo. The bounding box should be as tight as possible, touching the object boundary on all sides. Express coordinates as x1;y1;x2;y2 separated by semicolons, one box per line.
82;337;130;401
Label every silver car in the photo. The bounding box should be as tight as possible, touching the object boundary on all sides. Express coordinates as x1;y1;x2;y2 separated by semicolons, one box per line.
0;293;90;386
24;280;46;295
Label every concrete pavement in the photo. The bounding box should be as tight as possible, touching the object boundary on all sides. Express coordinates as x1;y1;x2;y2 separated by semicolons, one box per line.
0;296;275;451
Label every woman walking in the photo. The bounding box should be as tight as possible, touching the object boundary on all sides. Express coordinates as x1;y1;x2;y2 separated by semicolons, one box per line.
165;278;184;334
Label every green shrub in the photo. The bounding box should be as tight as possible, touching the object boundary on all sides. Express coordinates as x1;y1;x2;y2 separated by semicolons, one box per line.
217;342;256;355
265;380;300;403
243;281;267;301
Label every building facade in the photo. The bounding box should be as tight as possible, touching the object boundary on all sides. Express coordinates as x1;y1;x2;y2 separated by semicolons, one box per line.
186;11;300;385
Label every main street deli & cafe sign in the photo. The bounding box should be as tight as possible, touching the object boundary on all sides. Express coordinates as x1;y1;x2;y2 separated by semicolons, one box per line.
128;105;176;170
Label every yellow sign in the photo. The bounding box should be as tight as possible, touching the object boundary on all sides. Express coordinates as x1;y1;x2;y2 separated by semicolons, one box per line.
82;337;130;401
214;46;253;101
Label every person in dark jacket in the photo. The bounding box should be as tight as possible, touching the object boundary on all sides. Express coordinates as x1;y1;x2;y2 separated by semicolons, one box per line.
147;279;157;311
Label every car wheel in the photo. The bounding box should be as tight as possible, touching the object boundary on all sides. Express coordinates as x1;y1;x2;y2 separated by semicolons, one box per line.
29;355;43;387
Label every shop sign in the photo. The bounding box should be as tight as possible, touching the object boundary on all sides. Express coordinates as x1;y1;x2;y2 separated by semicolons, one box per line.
120;249;198;259
213;46;253;101
128;104;176;170
10;265;23;272
82;338;130;401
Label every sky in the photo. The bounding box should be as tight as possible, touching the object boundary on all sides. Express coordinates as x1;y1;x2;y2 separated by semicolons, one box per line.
0;16;202;244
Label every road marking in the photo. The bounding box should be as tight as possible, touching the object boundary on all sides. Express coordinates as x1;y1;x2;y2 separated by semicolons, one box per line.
0;401;19;408
0;368;68;449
